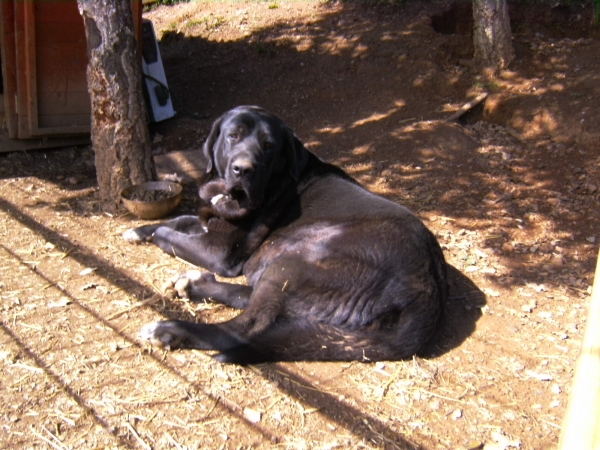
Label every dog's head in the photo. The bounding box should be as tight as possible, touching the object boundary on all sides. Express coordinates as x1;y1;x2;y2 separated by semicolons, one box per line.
202;106;308;216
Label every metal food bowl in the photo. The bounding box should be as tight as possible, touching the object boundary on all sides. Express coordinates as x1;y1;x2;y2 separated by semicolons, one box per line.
120;181;183;220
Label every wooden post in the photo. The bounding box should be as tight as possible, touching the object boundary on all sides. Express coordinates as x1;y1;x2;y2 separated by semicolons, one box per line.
558;248;600;449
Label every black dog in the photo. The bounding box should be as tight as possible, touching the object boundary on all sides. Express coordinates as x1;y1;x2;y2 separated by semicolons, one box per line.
124;106;447;364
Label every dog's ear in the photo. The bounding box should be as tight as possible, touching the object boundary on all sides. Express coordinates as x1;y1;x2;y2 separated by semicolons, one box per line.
202;114;226;174
283;127;309;181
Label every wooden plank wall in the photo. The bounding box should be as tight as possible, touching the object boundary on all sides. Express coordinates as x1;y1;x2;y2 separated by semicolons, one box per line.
0;1;18;138
1;1;142;142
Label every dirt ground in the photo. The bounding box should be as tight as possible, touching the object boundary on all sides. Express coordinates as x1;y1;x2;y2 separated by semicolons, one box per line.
2;1;600;449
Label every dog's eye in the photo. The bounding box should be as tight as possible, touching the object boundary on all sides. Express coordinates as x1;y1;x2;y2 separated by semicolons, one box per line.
228;133;239;141
264;141;273;149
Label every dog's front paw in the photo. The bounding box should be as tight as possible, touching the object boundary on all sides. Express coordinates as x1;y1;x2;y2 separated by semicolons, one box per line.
122;228;152;244
140;321;186;350
162;270;216;299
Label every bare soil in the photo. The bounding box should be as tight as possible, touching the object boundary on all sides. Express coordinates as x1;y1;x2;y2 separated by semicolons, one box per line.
2;1;600;449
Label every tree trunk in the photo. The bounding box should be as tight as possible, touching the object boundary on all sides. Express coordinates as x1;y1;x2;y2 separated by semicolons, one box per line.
473;0;514;73
77;0;155;209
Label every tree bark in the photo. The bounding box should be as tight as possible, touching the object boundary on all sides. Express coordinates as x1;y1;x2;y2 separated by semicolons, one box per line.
77;0;155;209
473;0;515;73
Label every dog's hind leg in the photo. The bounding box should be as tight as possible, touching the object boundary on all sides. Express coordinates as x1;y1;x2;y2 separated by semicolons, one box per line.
214;321;428;364
140;320;251;354
138;319;278;364
140;276;287;362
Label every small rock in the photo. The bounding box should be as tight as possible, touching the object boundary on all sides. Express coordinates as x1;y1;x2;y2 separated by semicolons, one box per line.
474;249;489;259
429;399;441;410
489;431;522;449
526;370;553;381
451;408;462;420
551;255;564;267
586;236;596;243
501;243;514;252
551;384;562;394
521;302;536;313
243;407;262;424
79;267;97;276
587;183;598;193
547;198;561;206
483;288;500;297
566;323;578;333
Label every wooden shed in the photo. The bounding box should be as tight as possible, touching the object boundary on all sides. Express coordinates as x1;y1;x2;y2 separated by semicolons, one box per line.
0;0;142;152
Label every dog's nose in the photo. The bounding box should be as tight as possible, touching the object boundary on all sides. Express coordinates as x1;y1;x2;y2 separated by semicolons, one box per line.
231;159;254;178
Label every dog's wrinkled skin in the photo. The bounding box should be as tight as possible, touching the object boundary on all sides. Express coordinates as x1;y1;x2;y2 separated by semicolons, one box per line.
124;106;447;364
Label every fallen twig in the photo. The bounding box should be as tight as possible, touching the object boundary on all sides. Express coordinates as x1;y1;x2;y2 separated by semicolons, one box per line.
445;93;488;122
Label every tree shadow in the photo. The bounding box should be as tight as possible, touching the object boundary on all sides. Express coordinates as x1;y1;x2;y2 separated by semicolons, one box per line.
144;0;600;286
